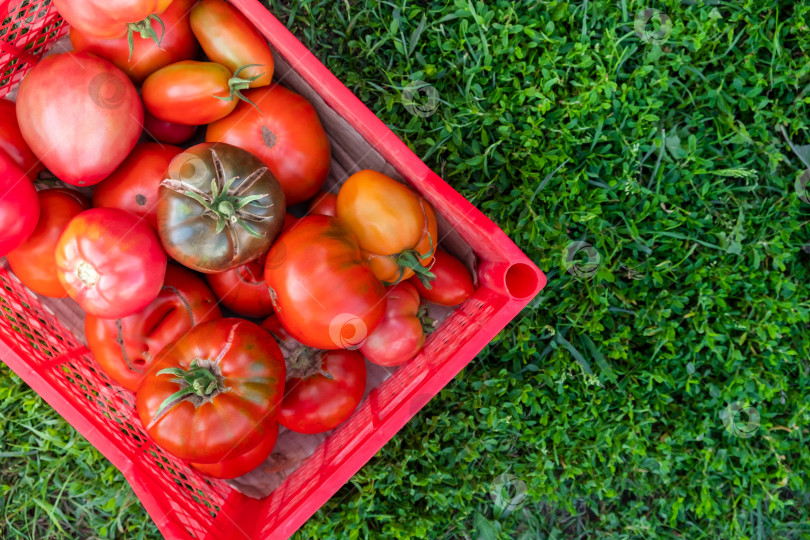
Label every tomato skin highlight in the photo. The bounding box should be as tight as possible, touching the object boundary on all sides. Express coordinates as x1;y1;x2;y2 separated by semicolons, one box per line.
0;99;44;176
360;282;426;367
16;52;143;187
262;316;366;434
142;112;198;145
69;0;198;84
191;421;278;479
55;208;168;319
0;152;39;257
85;264;222;392
92;143;182;231
142;61;239;125
136;318;286;463
206;251;275;318
206;84;331;206
264;215;387;350
409;249;475;306
157;143;286;273
7;189;89;297
52;0;173;39
336;170;437;284
308;191;337;217
190;0;274;87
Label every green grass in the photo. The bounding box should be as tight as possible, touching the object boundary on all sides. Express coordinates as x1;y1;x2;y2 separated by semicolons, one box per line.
3;0;810;538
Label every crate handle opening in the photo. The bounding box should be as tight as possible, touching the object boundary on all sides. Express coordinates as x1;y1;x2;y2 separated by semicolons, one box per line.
504;262;540;300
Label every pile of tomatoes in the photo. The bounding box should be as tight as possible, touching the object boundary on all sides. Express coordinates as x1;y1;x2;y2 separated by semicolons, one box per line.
0;0;475;480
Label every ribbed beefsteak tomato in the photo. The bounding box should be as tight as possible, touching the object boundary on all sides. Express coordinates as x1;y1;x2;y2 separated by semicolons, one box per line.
157;143;286;273
55;208;167;319
136;319;286;463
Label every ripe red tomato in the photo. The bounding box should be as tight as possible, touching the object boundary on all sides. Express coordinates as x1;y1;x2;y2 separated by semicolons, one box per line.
52;0;173;40
359;282;428;367
142;61;259;125
409;249;475;306
264;215;386;350
55;208;168;319
69;0;198;84
190;0;274;88
16;52;143;186
206;84;331;206
143;111;197;145
191;421;278;479
205;251;274;318
336;170;438;286
308;191;337;217
157;143;286;273
136;319;286;463
92;143;183;230
0;152;39;257
85;265;222;392
0;99;43;176
7;189;89;297
262;315;367;434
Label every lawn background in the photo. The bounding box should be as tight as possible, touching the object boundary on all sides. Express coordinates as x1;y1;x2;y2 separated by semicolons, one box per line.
2;0;810;538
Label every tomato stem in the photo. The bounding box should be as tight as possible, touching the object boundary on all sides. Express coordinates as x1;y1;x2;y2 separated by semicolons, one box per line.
396;250;436;288
418;306;439;335
213;64;265;114
160;148;273;238
76;262;100;288
126;15;166;61
152;359;228;422
286;347;334;380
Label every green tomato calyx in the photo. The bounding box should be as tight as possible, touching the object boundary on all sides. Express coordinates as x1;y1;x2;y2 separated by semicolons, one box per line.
160;148;274;238
126;14;166;61
150;358;229;425
213;64;265;114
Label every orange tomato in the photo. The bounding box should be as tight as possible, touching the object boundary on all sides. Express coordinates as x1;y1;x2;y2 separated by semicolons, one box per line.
336;170;437;285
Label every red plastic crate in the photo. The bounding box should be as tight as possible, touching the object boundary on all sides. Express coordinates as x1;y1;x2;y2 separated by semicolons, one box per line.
0;0;547;538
